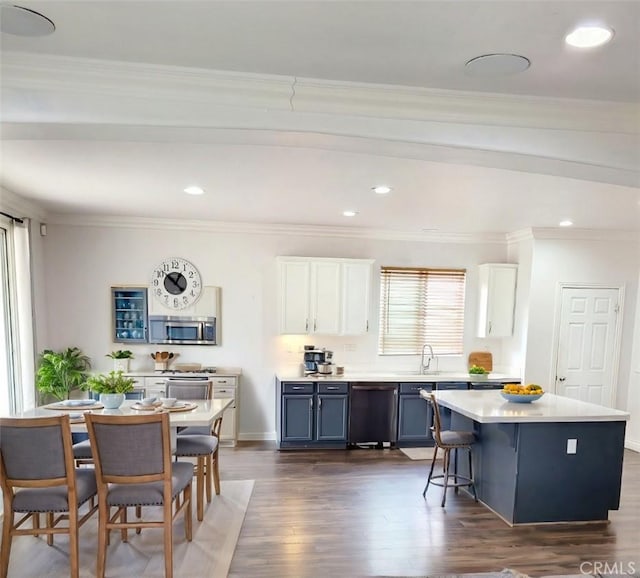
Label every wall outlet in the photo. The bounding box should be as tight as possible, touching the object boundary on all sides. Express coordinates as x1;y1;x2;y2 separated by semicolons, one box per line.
566;439;577;454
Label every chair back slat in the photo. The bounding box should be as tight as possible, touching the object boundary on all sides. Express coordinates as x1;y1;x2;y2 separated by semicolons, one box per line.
419;390;444;446
166;379;212;400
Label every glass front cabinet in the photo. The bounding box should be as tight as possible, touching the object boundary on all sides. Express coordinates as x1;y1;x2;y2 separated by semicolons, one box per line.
112;287;148;343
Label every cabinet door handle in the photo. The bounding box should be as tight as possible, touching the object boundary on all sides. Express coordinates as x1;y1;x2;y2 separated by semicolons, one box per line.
292;386;304;390
489;321;492;334
318;397;322;408
327;386;338;390
305;319;309;332
366;320;369;332
218;389;228;393
218;380;228;384
314;319;317;331
309;398;313;410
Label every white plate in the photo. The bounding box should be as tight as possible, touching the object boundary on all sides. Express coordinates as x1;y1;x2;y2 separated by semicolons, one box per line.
63;399;97;406
163;401;187;409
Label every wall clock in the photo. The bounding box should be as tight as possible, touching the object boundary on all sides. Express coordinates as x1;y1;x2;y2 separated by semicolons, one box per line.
150;257;202;310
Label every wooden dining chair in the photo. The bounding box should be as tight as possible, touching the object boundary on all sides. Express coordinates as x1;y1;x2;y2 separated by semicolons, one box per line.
419;389;478;507
166;380;222;521
85;411;193;578
0;415;98;578
72;390;144;466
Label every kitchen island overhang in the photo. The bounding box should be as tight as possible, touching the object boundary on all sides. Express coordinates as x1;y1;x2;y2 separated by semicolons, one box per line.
433;390;630;525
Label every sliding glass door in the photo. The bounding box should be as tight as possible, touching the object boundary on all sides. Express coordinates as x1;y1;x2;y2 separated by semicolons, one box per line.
0;220;17;414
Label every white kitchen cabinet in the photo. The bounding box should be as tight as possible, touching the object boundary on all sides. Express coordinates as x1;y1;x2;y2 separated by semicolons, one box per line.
342;260;372;334
477;263;517;338
277;257;373;335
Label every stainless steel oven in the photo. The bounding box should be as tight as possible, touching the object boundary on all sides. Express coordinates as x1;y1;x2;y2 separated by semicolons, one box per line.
148;315;217;345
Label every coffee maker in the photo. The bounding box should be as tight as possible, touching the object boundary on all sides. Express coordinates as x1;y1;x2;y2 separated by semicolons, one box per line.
303;346;333;374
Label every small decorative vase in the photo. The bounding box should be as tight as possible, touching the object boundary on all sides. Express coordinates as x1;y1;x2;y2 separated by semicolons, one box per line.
113;359;130;372
100;393;125;409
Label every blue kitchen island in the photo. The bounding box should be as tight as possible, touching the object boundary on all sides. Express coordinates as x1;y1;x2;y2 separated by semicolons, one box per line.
434;390;630;525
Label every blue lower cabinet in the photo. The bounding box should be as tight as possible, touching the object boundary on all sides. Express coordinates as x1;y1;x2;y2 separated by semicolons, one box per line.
282;394;314;441
279;381;349;448
397;383;434;446
316;394;348;440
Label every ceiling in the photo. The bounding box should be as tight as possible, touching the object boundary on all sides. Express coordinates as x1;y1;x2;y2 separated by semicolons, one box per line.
1;1;639;237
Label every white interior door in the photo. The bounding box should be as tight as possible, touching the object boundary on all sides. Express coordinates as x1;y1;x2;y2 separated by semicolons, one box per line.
555;287;620;407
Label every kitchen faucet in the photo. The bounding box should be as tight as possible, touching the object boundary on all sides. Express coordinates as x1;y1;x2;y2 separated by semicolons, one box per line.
420;344;438;374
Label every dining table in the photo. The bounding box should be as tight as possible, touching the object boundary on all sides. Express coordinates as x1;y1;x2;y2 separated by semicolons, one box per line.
8;397;235;451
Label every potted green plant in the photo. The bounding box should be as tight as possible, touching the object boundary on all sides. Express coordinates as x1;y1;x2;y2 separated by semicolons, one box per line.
469;364;489;380
86;370;135;409
36;347;92;402
106;349;133;372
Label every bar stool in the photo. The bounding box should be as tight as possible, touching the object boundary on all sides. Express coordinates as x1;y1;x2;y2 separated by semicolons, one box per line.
419;389;478;507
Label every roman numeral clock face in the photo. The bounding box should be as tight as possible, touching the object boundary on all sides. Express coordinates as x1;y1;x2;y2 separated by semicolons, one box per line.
151;258;202;310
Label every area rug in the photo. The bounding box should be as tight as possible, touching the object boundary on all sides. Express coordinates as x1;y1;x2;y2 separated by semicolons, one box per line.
3;479;255;578
400;446;441;460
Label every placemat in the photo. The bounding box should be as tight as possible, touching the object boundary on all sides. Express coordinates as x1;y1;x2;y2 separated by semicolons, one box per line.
45;401;104;410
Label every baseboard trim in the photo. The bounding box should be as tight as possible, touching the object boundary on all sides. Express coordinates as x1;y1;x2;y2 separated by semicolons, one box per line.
624;438;640;453
239;431;277;441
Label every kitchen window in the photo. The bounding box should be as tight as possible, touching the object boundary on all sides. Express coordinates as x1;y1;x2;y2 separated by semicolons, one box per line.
378;266;466;356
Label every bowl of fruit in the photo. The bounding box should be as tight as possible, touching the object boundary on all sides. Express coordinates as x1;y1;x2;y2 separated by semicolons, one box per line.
500;383;544;403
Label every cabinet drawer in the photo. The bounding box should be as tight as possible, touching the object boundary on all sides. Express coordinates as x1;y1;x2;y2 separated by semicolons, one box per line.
436;382;469;390
317;382;348;394
282;383;314;394
211;376;237;387
144;376;169;389
470;382;503;390
399;383;433;394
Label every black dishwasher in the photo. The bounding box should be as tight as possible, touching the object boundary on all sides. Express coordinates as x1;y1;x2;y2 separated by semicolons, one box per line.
348;383;398;447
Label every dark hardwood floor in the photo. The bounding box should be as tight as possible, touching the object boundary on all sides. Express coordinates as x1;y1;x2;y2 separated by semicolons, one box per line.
222;443;640;577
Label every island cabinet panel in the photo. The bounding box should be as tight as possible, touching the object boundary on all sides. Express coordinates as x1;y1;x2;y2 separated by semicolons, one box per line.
448;407;627;525
397;383;434;446
278;380;349;448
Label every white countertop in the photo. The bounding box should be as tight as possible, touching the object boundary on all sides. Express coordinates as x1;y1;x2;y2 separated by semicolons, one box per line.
276;372;520;383
434;390;630;423
126;368;242;378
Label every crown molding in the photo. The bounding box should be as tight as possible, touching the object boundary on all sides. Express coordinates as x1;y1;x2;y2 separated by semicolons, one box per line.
507;227;640;242
46;213;507;245
0;187;47;221
3;52;638;134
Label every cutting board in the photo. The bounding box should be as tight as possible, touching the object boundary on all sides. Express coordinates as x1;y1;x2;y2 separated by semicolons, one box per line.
468;351;493;372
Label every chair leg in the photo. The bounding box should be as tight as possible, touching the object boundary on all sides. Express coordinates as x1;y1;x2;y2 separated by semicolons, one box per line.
454;448;459;494
441;448;451;507
212;451;220;496
422;445;439;498
97;503;108;578
120;508;128;542
185;483;193;542
468;448;478;502
0;509;13;578
32;513;39;537
135;505;142;534
163;500;174;578
205;453;213;502
69;508;80;578
46;512;54;546
196;456;205;521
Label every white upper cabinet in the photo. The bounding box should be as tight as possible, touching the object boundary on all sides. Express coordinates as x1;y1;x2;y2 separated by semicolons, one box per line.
477;263;517;338
277;257;374;335
341;260;372;335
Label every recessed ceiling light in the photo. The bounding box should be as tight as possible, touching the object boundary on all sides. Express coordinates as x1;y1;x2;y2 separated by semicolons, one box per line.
559;220;573;227
465;53;530;76
343;210;358;217
184;186;205;195
0;5;55;36
372;185;392;195
565;26;613;48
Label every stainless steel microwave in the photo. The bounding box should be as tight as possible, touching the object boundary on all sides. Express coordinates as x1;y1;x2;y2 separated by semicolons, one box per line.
148;315;217;345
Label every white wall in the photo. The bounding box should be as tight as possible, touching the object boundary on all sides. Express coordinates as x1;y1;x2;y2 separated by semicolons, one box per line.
625;271;640;452
40;222;509;439
524;237;639;411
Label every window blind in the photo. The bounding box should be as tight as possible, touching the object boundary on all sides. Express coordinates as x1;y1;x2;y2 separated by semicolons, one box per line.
378;267;466;355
